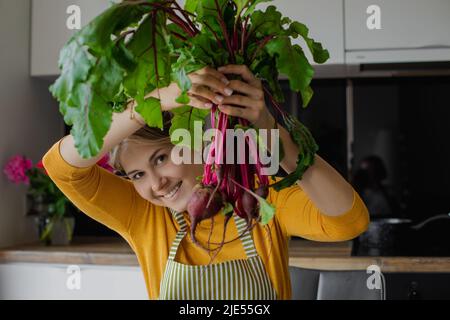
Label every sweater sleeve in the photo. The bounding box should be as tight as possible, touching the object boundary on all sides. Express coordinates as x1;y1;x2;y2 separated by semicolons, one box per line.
42;138;149;239
271;178;370;242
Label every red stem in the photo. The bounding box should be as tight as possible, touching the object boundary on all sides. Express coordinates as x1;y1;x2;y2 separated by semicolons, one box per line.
251;35;275;62
241;15;250;55
150;2;198;36
246;128;268;185
214;0;235;63
151;13;160;86
263;85;286;116
167;15;196;37
171;0;199;34
203;21;224;50
169;30;188;41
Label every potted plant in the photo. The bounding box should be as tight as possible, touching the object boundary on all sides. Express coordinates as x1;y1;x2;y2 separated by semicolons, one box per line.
3;154;114;245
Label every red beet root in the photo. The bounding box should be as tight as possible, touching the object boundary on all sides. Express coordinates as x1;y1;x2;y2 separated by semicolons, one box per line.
242;191;257;218
234;197;247;219
187;184;224;247
255;185;269;199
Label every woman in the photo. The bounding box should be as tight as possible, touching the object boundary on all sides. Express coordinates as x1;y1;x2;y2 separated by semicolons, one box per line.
352;155;398;218
43;64;369;300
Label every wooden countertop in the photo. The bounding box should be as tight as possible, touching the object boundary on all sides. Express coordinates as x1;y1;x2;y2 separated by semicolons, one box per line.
1;237;449;273
0;237;138;266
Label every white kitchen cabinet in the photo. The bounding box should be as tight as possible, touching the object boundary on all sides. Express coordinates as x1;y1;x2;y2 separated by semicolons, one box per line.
0;263;148;300
344;0;450;64
258;0;345;65
30;0;113;76
31;0;344;77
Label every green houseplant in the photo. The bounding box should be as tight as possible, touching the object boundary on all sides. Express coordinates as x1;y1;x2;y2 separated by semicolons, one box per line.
3;154;114;245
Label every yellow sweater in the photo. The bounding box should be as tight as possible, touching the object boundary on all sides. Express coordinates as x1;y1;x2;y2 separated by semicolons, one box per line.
43;138;369;299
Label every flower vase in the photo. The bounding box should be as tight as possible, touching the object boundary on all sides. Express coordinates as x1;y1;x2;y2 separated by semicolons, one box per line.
35;214;75;246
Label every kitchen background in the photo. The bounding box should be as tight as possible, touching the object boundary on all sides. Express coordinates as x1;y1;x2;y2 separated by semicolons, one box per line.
1;0;450;299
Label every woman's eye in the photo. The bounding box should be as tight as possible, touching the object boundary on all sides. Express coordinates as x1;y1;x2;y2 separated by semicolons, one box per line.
155;155;166;166
132;172;144;180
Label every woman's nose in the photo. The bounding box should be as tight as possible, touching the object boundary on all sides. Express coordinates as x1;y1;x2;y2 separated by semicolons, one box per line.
150;175;168;194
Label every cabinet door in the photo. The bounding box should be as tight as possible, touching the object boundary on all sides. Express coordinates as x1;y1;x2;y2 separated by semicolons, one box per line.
258;0;344;65
345;0;450;63
31;0;112;76
0;263;148;299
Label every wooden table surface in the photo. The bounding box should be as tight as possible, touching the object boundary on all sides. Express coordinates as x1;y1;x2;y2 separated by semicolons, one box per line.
1;237;449;272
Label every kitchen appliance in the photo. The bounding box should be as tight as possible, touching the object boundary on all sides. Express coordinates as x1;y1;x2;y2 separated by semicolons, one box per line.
354;213;450;256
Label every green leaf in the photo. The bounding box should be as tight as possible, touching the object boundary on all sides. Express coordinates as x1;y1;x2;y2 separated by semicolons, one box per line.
167;23;189;50
242;0;273;18
190;33;230;67
123;56;154;99
123;11;171;100
271;115;318;191
171;46;206;103
259;196;275;225
49;38;95;103
135;96;163;129
78;4;145;54
112;40;137;72
222;202;234;216
300;85;314;108
251;57;285;103
249;5;284;37
89;53;125;101
185;0;201;14
64;218;74;242
169;106;209;151
173;66;192;97
67;83;113;159
286;21;330;64
196;0;228;20
265;37;315;107
55;197;67;216
40;221;54;242
126;14;153;57
175;91;190;105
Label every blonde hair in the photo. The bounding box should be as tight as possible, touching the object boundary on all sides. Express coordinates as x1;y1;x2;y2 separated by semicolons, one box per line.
109;112;173;176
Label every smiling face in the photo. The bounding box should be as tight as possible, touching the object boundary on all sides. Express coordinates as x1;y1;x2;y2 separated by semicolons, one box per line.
119;141;203;213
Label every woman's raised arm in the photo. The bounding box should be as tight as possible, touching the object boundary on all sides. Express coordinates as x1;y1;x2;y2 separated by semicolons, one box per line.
59;101;145;168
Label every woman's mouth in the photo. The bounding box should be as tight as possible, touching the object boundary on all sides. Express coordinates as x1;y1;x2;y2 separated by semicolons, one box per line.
163;181;182;200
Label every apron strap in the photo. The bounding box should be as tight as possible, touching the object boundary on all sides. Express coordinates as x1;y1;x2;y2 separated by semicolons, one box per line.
168;208;187;260
167;209;258;260
233;214;258;258
169;208;187;232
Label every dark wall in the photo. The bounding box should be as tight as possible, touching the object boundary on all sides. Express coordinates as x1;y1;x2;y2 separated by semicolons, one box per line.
352;76;450;221
278;79;348;178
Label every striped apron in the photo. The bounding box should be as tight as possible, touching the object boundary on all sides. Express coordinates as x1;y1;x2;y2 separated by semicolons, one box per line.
158;209;277;300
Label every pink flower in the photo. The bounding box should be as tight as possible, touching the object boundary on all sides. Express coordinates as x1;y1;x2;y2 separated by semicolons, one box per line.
36;160;48;175
96;154;114;173
3;155;33;185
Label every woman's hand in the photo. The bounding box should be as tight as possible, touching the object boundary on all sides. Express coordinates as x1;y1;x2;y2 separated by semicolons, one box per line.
215;64;275;130
146;66;234;111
